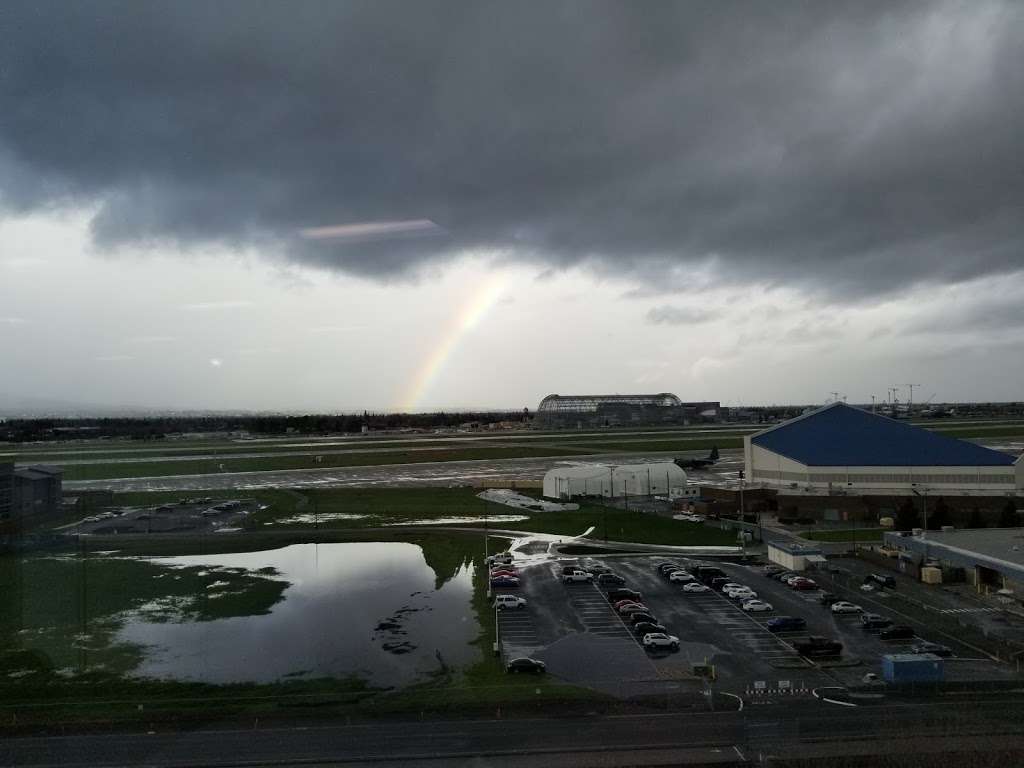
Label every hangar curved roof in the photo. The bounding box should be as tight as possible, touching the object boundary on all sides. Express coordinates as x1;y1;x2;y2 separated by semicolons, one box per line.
538;393;682;412
751;402;1015;467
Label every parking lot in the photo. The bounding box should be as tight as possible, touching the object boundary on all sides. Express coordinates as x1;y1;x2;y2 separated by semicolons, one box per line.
69;497;260;535
492;551;1020;702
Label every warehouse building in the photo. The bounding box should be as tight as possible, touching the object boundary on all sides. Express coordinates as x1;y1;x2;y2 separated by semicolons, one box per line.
0;458;63;531
543;461;689;500
745;402;1023;497
883;528;1024;595
535;393;720;428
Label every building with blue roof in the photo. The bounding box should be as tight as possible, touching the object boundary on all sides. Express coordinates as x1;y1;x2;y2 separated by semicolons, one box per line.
745;403;1023;497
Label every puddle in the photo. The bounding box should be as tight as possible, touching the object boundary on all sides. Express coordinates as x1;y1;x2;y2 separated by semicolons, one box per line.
267;513;370;525
115;542;479;686
386;515;529;526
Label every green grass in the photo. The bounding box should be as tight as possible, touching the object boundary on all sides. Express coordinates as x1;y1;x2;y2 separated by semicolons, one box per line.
58;445;596;481
101;487;737;547
803;528;885;543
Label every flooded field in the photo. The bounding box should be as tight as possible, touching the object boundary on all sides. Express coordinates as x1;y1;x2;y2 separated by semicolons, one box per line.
2;542;481;688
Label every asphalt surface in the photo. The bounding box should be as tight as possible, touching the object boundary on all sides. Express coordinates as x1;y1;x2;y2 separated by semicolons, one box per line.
493;553;1020;702
7;701;1024;767
62;450;747;492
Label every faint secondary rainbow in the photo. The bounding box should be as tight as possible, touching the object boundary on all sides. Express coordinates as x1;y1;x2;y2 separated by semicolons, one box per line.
399;274;507;411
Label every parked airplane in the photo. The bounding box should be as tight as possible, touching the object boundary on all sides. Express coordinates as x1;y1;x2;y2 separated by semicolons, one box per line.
675;446;719;471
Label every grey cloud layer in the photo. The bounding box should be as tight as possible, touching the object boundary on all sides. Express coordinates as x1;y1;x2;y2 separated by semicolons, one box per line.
1;1;1023;295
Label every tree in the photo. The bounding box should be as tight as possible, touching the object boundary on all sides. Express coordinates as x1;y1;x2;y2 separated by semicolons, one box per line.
894;497;919;531
998;499;1020;528
966;507;985;529
927;497;950;530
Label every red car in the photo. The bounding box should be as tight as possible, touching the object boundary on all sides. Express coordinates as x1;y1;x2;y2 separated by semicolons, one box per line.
791;578;817;591
614;599;640;610
490;569;519;578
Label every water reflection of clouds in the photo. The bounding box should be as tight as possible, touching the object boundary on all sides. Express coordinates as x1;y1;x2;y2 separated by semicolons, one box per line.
118;543;477;687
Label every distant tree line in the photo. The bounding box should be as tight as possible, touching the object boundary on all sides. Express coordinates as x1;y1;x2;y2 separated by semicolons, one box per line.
0;411;531;443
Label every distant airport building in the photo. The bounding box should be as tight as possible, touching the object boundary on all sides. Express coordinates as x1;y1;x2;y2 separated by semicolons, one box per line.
543;461;689;500
535;393;720;428
0;459;63;531
745;402;1023;497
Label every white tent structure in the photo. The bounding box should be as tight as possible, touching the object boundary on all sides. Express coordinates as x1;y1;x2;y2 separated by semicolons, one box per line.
543;461;688;500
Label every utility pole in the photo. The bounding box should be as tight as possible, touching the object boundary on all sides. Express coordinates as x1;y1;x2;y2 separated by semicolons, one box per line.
870;395;876;414
907;384;921;413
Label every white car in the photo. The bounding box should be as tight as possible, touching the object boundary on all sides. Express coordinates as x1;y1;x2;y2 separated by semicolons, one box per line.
781;575;803;586
642;632;680;650
487;553;513;566
669;571;695;583
725;587;756;600
719;582;744;592
741;599;773;612
563;570;593;584
831;601;863;614
493;595;526;610
682;582;710;593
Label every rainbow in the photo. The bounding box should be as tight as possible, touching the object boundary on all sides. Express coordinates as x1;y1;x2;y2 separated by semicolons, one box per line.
398;274;507;411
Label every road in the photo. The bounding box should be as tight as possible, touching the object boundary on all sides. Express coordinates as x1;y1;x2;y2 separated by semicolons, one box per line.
5;700;1024;767
63;450;747;492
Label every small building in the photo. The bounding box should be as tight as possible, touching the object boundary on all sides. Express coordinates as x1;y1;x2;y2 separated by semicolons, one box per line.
746;402;1023;497
767;540;826;572
883;527;1024;594
12;465;63;519
543;461;688;500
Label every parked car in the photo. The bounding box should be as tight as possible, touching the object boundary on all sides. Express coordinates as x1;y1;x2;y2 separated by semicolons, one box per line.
493;595;526;610
597;573;626;586
619;604;651;616
655;562;679;572
819;592;840;606
682;582;710;593
710;577;732;591
614;598;641;610
771;571;797;582
608;589;642;602
741;599;773;612
563;570;593;584
490;576;520;588
911;642;953;657
587;564;612;575
868;573;897;589
725;588;757;600
629;612;658;626
790;578;817;591
506;657;545;674
767;616;807;632
879;625;915;641
669;571;695;583
831;601;863;614
490;568;519;578
718;582;745;593
861;613;893;630
763;565;785;575
633;622;667;636
642;632;680;651
795;636;843;657
487;553;513;566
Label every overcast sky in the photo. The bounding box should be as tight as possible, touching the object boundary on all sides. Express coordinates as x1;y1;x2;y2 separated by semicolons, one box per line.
2;1;1023;412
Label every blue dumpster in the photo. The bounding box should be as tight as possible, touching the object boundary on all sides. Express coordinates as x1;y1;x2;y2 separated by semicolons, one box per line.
881;653;944;683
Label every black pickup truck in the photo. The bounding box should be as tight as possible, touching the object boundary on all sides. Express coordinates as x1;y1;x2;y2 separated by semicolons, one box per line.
794;636;843;657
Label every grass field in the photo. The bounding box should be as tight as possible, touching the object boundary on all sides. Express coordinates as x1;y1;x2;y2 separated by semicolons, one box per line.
100;486;738;546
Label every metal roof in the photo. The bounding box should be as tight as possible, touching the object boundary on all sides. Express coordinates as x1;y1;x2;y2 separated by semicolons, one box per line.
751;402;1015;467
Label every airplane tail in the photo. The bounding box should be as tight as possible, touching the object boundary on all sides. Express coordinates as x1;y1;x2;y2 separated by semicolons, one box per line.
709;446;719;461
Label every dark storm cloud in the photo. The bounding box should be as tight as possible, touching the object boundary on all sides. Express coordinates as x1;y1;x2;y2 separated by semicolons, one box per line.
1;1;1023;295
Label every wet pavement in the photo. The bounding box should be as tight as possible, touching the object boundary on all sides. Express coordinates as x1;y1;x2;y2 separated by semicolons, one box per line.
64;450;746;492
